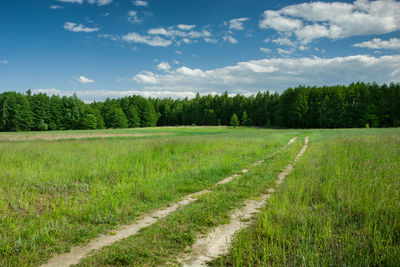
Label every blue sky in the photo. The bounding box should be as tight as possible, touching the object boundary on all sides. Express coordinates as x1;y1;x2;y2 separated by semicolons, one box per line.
0;0;399;101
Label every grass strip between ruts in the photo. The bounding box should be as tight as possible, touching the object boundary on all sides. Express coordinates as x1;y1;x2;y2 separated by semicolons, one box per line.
76;137;305;266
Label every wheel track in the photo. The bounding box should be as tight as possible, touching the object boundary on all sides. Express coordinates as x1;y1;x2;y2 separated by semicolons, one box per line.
179;137;309;267
41;137;298;267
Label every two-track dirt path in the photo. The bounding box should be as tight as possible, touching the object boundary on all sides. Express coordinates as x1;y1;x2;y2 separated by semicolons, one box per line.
41;137;298;267
179;137;309;267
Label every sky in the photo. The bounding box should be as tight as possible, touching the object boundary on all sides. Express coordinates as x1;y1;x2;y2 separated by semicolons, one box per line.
0;0;399;102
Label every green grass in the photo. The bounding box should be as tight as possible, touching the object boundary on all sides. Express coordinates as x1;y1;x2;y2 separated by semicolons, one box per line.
76;134;305;266
214;129;400;266
1;127;398;267
0;127;300;266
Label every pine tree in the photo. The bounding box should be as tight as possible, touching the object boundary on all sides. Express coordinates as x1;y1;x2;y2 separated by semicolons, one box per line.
241;111;250;126
230;113;239;128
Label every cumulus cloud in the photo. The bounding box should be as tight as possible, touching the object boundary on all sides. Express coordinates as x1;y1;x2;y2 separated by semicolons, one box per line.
260;10;303;32
277;48;294;55
228;17;250;30
87;0;112;5
58;0;112;5
132;55;400;94
353;38;400;50
0;60;8;64
260;47;271;53
223;35;238;44
177;24;196;30
148;27;211;39
29;55;400;102
260;0;400;43
272;37;295;47
157;62;171;72
146;25;212;45
57;0;83;4
132;0;148;7
134;71;159;83
75;75;94;84
63;22;99;32
122;32;172;47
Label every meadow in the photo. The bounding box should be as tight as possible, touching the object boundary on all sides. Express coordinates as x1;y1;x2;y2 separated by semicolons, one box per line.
0;127;398;266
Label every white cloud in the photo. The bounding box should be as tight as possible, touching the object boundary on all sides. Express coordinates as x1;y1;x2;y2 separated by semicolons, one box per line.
260;0;400;43
63;22;99;32
132;55;400;94
57;0;83;3
134;71;159;83
57;0;111;5
32;88;62;95
260;10;303;31
260;47;271;53
177;24;195;30
98;33;118;41
75;75;94;84
229;17;250;30
30;55;400;102
146;26;212;46
277;48;294;55
223;35;238;44
157;62;171;72
353;38;400;50
0;60;8;64
50;5;63;9
122;32;172;47
176;66;206;77
272;37;295;47
132;0;148;7
148;27;211;39
128;10;141;23
87;0;112;6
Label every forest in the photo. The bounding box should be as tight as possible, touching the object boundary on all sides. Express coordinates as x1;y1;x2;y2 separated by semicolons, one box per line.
0;82;399;132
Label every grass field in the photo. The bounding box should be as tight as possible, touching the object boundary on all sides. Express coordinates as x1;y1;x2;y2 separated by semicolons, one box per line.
0;127;399;266
214;129;400;266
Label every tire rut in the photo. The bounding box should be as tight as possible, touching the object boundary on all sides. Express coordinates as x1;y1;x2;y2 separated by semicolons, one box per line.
179;137;309;267
41;137;298;267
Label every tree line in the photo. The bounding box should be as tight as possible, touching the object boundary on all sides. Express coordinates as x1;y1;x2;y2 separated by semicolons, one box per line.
0;82;399;132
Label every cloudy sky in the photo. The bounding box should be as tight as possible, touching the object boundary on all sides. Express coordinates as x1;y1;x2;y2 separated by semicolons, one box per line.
0;0;399;101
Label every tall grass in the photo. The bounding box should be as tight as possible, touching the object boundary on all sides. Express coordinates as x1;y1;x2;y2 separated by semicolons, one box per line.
0;128;297;266
216;130;400;266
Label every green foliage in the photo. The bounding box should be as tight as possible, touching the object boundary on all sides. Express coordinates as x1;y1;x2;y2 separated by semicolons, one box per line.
241;111;250;126
0;91;33;131
0;82;399;131
103;105;128;129
230;113;239;128
29;93;51;131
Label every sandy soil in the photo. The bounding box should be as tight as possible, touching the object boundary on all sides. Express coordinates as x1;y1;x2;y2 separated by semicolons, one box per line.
179;137;309;267
40;136;298;267
0;132;170;141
